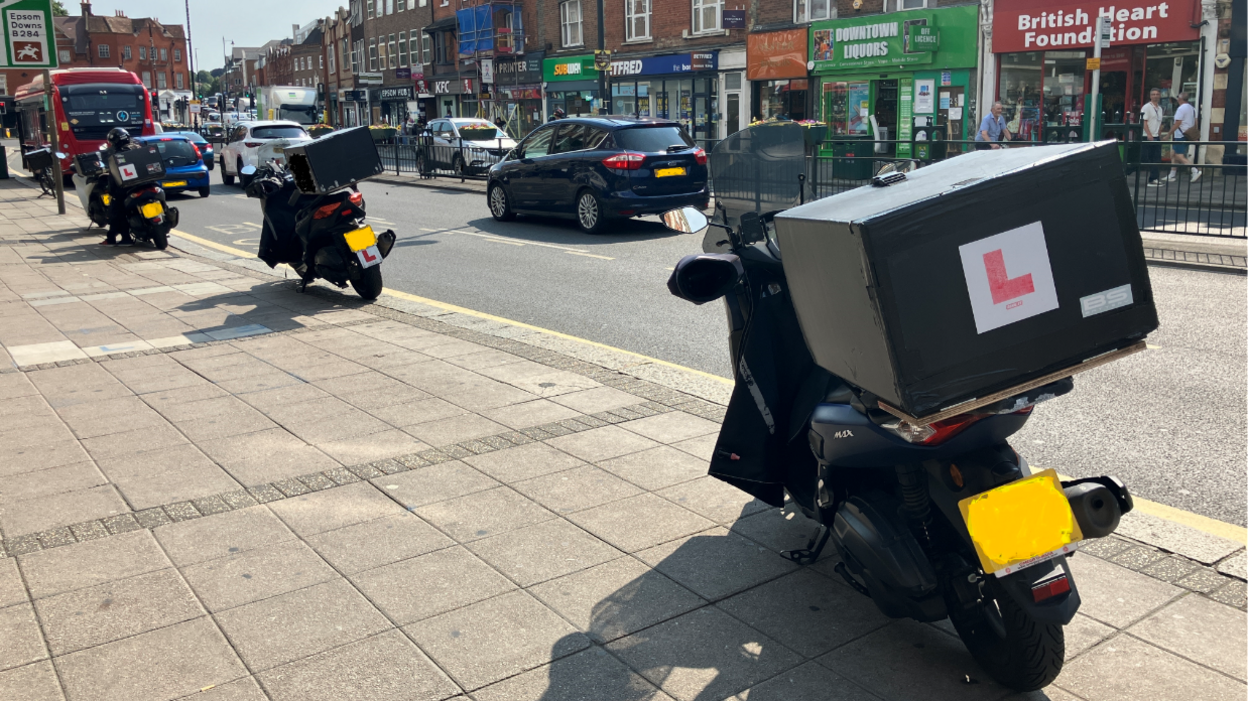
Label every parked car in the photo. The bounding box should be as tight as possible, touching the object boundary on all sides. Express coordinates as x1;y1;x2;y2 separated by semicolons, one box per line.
486;117;709;234
134;135;211;198
421;118;517;177
218;120;311;187
164;131;214;170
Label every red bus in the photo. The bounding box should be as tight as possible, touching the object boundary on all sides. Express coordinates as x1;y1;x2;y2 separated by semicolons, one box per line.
13;68;156;176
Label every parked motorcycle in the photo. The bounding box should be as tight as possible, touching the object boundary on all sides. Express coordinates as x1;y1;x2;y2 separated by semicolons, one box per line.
70;149;112;228
69;146;177;249
659;125;1135;691
241;162;395;300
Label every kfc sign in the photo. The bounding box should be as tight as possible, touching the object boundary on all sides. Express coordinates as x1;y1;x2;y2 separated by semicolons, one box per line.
992;0;1199;52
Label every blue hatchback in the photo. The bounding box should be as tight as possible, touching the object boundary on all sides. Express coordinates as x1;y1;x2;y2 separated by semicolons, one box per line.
486;118;709;234
164;131;215;171
134;135;211;198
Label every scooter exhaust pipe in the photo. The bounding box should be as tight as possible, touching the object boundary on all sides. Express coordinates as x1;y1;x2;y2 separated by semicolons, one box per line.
1063;476;1133;539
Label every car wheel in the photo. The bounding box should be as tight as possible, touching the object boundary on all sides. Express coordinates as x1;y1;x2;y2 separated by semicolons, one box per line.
237;160;251;188
199;187;211;198
576;190;607;234
415;153;428;175
452;154;465;177
487;183;515;222
221;161;234;186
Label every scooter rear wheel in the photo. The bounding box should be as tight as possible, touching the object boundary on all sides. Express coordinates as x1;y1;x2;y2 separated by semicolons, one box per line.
949;577;1064;691
151;231;169;250
350;265;383;301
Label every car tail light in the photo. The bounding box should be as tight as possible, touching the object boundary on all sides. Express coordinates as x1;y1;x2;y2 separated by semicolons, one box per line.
693;147;707;165
603;152;646;170
313;203;341;219
1031;574;1071;602
348;191;364;206
190;143;201;158
244;141;263;148
886;414;985;446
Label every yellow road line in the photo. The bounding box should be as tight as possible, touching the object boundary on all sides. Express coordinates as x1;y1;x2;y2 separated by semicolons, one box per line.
172;229;252;257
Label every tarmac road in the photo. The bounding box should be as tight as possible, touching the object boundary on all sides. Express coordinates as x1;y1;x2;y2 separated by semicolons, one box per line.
74;173;1248;527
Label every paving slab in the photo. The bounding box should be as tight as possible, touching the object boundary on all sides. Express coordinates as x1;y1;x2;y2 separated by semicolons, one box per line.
0;484;128;537
545;425;662;463
268;481;406;537
372;460;500;509
463;442;588;483
0;558;27;609
568;493;714;553
636;527;798;602
415;486;556;543
1066;554;1184;628
729;660;884;701
617;412;720;444
305;511;454;575
1058;633;1245;701
657;476;769;525
18;530;171;599
597;445;711;492
473;646;675;701
1129;593;1247;680
351;545;515;625
180;539;338;612
0;602;47;672
512;465;644;514
153;504;297;567
0;661;65;701
467;518;624;587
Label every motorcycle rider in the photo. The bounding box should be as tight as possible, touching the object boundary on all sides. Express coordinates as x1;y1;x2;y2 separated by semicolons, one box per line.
100;127;138;246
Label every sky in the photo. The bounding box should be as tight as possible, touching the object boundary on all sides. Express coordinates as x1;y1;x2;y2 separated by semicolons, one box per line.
77;0;341;72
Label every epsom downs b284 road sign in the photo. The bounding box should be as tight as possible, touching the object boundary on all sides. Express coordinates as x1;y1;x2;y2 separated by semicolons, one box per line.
1;0;60;69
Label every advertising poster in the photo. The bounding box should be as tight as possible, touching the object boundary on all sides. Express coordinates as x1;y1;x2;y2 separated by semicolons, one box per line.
897;78;913;158
915;79;935;113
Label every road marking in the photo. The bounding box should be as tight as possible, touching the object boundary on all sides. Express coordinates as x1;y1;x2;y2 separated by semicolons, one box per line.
566;251;614;260
233;238;258;246
486;238;524;246
172;229;252;257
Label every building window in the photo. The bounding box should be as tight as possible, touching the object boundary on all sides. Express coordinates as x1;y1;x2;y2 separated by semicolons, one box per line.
385;0;393;14
398;33;407;67
174;49;181;62
160;48;167;61
319;55;324;70
421;32;432;65
560;1;583;47
625;0;650;41
175;72;184;89
795;0;830;23
367;0;374;18
369;38;377;71
59;49;70;63
886;0;926;9
354;39;362;73
692;0;721;33
141;71;151;87
140;46;146;60
409;30;419;66
435;31;451;64
98;44;110;58
123;45;132;60
388;34;397;69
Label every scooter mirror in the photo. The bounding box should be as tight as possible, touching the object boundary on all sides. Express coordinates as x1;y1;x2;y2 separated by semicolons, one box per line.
666;253;744;305
661;207;709;235
240;165;257;176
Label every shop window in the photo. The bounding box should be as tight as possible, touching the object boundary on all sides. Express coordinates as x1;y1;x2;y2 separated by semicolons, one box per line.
561;1;583;47
822;81;869;135
123;46;132;60
388;34;397;69
98;44;110;59
794;0;830;24
999;51;1043;140
693;0;722;34
1043;51;1088;137
369;38;377;71
398;34;407;67
626;0;650;42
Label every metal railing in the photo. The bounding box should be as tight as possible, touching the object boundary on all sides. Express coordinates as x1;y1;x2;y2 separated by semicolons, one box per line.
376;135;510;181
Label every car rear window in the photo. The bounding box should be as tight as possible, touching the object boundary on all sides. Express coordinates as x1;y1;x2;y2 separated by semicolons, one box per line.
614;126;693;153
151;139;199;166
250;125;308;139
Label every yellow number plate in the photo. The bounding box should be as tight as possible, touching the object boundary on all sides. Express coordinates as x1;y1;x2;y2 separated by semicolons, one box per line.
343;226;377;252
163;181;187;188
654;167;687;178
140;202;164;219
958;469;1082;577
100;194;111;206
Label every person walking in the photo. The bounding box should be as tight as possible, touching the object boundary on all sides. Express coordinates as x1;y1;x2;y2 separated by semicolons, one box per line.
975;102;1010;150
1140;88;1165;187
1168;92;1200;183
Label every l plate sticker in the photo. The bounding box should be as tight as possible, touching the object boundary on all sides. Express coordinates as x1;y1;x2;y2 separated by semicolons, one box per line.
959;221;1059;334
356;245;381;269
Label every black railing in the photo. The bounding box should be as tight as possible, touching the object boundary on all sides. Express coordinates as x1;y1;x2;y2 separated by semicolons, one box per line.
376;135;510;181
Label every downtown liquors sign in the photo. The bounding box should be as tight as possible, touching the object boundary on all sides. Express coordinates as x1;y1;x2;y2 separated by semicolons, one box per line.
1;0;59;69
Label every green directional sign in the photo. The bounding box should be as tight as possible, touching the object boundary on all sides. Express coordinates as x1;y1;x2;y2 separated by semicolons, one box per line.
1;0;59;69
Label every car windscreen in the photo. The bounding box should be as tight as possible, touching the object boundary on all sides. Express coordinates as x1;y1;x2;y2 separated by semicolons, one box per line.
250;125;308;139
149;139;200;167
276;107;317;125
613;126;693;153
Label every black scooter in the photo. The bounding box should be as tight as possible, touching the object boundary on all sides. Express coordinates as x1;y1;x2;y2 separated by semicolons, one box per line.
242;162;395;300
659;124;1133;692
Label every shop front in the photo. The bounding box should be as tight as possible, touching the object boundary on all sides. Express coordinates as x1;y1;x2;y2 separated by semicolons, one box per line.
492;51;544;138
373;86;415;127
747;29;809;123
543;55;601;119
810;5;980;156
607;51;720;144
429;76;474;119
992;0;1201;142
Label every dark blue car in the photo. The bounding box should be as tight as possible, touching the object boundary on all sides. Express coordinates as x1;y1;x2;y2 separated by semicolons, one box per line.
135;135;211;198
486;118;709;234
165;131;214;171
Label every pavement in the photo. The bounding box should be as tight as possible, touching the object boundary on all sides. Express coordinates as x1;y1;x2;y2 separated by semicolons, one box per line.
0;175;1246;701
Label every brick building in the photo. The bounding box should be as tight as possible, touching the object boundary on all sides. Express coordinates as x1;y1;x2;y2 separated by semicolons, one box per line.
324;7;357;126
292;24;325;90
344;0;436;127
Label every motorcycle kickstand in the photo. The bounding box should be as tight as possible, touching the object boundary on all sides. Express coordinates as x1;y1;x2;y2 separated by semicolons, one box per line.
782;525;831;565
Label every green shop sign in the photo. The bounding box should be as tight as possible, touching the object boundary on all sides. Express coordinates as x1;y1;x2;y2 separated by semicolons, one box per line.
543;55;599;82
810;5;977;72
1;0;60;69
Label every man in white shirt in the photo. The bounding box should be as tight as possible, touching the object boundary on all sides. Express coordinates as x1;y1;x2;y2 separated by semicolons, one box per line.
1169;92;1199;183
1140;88;1164;186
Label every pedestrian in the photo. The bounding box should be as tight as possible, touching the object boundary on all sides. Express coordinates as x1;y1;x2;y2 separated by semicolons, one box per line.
1168;92;1200;183
975;102;1009;150
1140;88;1164;187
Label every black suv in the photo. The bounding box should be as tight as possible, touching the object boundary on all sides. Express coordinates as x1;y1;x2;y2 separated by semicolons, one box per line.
486;117;709;234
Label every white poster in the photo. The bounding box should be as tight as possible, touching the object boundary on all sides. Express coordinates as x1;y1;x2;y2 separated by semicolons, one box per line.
915;79;935;114
480;58;494;85
959;221;1060;334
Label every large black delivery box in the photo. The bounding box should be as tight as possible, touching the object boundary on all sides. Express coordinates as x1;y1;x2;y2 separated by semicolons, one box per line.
774;141;1157;420
285;126;384;195
107;144;166;187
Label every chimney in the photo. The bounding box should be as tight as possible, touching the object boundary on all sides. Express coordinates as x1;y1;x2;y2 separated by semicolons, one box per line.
80;1;90;16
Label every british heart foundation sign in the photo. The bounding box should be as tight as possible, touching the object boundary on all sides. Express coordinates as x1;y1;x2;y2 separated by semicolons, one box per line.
959;222;1060;334
992;0;1199;52
1;0;59;69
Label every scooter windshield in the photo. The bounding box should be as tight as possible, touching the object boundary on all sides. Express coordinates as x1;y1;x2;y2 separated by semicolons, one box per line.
706;122;806;253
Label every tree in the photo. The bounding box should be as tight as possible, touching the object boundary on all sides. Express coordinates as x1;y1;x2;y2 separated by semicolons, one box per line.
210;68;223;78
196;69;212;83
51;1;68;16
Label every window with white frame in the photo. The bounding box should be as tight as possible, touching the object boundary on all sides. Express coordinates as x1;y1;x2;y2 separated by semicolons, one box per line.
692;0;721;33
174;49;181;62
626;0;650;41
329;46;336;73
887;0;926;9
388;34;397;68
160;48;167;61
409;30;419;66
157;72;167;89
319;55;324;70
385;0;393;14
123;45;132;59
98;44;110;58
175;72;184;89
367;0;374;19
421;32;432;64
369;38;377;71
794;0;830;23
397;0;403;11
141;71;151;87
398;33;407;67
139;46;146;60
560;1;583;47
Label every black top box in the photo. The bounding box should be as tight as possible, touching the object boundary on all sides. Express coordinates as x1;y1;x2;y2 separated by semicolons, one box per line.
285;126;384;195
74;151;105;178
774;142;1158;419
107;144;166;186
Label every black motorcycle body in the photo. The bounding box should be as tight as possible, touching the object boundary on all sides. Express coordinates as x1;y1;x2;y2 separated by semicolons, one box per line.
244;163;394;300
122;185;177;250
662;123;1134;692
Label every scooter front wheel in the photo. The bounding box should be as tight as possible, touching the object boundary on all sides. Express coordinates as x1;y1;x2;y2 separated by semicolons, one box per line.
949;576;1064;691
350;265;383;301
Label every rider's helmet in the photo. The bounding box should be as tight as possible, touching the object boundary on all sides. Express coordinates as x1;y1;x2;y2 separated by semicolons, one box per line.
553;107;566;119
105;127;132;150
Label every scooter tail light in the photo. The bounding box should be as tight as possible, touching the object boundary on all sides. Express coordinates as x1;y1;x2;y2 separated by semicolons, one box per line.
348;191;364;206
313;203;341;220
602;152;646;170
1031;574;1071;602
886;414;985;446
693;147;707;165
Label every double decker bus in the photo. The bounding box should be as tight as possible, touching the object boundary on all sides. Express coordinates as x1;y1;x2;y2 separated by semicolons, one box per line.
13;68;156;176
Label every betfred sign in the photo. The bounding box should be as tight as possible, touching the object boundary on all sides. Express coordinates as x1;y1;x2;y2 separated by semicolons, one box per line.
993;0;1199;52
959;222;1060;334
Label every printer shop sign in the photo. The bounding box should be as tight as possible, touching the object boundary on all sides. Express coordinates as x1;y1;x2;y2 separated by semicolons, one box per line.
2;0;59;69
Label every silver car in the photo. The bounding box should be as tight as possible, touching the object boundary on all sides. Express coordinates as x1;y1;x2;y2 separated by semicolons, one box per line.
422;118;518;176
